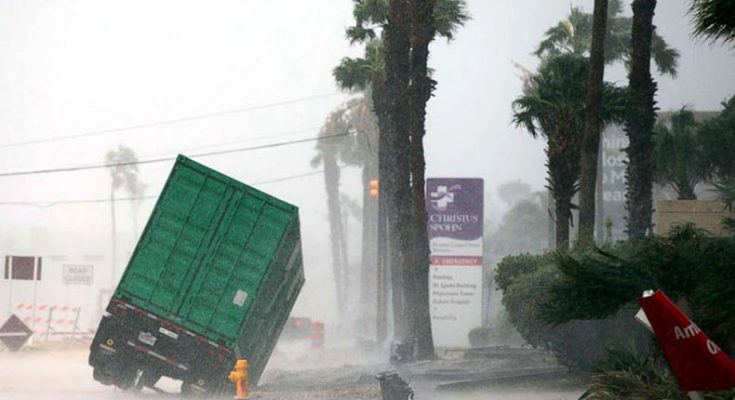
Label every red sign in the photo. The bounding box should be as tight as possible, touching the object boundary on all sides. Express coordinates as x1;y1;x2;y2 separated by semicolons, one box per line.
640;290;735;391
429;256;482;266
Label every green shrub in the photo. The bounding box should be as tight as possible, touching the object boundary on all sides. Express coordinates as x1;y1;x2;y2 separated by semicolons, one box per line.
496;252;650;372
581;348;735;400
542;224;735;350
581;349;688;400
497;225;735;373
494;252;551;293
469;310;523;347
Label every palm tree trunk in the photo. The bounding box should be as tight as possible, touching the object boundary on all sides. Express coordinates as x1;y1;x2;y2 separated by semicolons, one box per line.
338;200;350;314
626;0;657;239
555;196;572;250
675;181;697;200
384;0;414;342
372;72;397;343
579;0;608;245
324;152;346;321
357;92;380;340
408;0;436;360
547;123;579;251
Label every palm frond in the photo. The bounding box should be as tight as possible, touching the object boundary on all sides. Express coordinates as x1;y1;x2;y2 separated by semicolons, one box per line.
346;25;377;44
604;15;631;64
333;57;374;91
653;108;711;199
535;1;679;76
690;0;735;44
698;96;735;178
535;19;576;57
607;0;624;20
512;96;551;138
600;83;630;125
651;30;680;77
353;0;388;27
433;0;470;40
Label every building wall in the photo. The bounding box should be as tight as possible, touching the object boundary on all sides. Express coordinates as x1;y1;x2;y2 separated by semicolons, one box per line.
655;200;733;237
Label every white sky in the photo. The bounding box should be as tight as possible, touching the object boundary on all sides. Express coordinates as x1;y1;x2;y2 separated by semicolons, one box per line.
0;0;732;324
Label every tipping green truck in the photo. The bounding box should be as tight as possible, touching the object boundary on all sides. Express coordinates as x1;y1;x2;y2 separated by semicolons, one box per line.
89;155;304;395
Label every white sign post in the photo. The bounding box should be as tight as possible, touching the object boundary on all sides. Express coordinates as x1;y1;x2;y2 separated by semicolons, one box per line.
427;178;484;347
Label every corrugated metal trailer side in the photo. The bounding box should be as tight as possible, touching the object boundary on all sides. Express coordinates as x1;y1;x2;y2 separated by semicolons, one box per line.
89;155;304;394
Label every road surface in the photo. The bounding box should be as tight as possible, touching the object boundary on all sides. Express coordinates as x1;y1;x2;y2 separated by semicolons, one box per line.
0;341;583;400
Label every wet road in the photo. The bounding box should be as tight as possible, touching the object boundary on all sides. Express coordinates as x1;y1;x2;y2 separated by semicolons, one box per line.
0;342;583;400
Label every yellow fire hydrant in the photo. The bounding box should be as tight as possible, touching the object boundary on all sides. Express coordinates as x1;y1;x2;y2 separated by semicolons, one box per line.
228;359;249;399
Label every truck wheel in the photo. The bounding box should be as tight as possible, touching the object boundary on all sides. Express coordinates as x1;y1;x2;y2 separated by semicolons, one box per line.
93;365;114;386
103;360;136;391
114;371;135;391
181;381;193;397
134;369;161;392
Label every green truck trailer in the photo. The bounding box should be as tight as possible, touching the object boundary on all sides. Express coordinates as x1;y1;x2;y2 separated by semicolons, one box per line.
89;155;304;395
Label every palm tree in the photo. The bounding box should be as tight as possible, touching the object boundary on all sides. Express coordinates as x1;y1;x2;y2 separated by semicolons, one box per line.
514;55;586;251
407;0;438;360
383;0;415;344
105;145;145;286
653;108;710;200
335;0;468;347
536;0;678;244
690;0;735;43
536;0;679;76
343;0;468;44
536;6;592;57
312;99;373;323
578;0;608;244
344;94;381;336
313;96;380;333
625;0;658;239
699;96;735;180
513;54;626;250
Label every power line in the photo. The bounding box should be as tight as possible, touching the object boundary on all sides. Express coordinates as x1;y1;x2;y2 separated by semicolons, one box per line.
0;125;321;179
0;92;341;150
0;169;330;208
140;126;321;159
0;132;351;178
0;196;158;208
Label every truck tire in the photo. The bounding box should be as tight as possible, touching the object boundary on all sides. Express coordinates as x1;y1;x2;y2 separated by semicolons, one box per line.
181;381;194;397
92;358;136;390
134;368;161;392
93;365;114;386
105;359;136;390
113;369;136;391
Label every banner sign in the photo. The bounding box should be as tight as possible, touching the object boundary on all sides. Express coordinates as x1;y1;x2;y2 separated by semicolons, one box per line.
427;178;483;347
4;256;42;281
597;126;628;242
